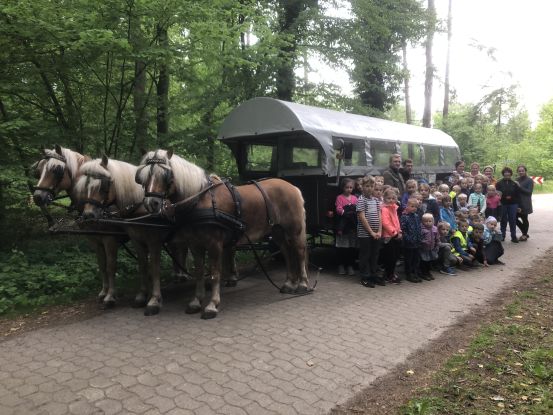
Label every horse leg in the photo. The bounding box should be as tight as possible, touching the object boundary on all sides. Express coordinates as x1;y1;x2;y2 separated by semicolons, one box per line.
223;246;238;287
271;227;298;293
186;248;205;314
132;241;149;308
92;240;108;303
144;243;162;316
291;236;310;293
168;241;189;279
202;243;223;319
101;237;119;308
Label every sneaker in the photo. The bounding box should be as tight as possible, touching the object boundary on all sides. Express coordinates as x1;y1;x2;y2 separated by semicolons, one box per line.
361;279;375;288
374;277;386;286
338;265;346;275
386;274;402;284
347;266;356;276
440;267;457;276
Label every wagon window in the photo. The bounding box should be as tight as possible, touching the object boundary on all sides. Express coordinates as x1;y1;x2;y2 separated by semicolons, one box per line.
332;138;366;166
443;147;459;166
291;147;320;167
424;145;440;166
412;144;423;166
245;144;276;172
370;140;397;167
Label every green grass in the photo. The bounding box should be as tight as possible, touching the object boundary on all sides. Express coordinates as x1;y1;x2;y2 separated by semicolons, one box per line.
401;272;553;415
532;181;553;194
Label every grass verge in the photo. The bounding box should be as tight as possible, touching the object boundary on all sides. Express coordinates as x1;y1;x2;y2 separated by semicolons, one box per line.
401;275;553;415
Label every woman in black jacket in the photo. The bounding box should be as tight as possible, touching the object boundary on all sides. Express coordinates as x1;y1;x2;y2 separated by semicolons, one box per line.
515;165;534;241
495;167;521;242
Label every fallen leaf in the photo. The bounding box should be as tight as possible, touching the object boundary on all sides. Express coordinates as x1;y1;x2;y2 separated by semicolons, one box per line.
520;383;528;387
306;360;314;367
406;369;414;376
497;403;505;408
532;398;542;403
491;378;500;382
478;364;484;368
514;315;523;319
521;396;528;401
458;349;465;354
491;395;505;401
514;362;523;366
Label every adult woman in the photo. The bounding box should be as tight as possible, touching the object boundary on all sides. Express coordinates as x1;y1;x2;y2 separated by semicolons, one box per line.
482;165;497;186
515;165;533;241
495;167;520;242
448;160;465;185
470;162;480;177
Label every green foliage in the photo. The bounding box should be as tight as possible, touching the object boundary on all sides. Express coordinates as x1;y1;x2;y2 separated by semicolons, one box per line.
0;244;98;314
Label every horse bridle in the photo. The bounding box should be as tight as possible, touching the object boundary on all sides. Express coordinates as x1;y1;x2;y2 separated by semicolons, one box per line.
77;172;114;212
32;152;67;197
136;156;173;200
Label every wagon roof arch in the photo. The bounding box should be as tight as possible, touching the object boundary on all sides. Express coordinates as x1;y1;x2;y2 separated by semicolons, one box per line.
217;97;458;149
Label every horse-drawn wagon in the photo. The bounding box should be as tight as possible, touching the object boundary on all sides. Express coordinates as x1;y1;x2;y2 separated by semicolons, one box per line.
218;97;460;237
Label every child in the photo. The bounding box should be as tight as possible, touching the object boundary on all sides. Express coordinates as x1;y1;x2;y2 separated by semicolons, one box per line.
438;183;450;196
440;194;457;232
372;182;384;201
437;222;461;275
400;197;423;283
450;184;461;209
401;179;418;210
469;224;487;266
468;183;486;215
353;177;363;197
451;219;476;267
433;191;443;206
380;188;402;284
459;178;471;197
374;175;385;186
456;193;469;211
335;178;358;275
485;185;502;220
483;216;505;265
419;213;438;280
419;182;440;224
357;176;383;287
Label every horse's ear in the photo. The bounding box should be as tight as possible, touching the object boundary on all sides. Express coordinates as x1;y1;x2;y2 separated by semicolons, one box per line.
166;149;173;160
101;154;109;168
40;145;46;155
140;148;147;156
54;144;63;155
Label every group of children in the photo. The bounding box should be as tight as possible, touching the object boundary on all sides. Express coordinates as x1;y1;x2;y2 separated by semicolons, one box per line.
334;172;506;288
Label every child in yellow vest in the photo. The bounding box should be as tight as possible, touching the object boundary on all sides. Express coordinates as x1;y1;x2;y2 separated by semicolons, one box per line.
451;219;476;267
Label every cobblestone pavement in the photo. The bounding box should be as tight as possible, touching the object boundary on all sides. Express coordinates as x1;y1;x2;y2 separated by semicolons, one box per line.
1;195;552;415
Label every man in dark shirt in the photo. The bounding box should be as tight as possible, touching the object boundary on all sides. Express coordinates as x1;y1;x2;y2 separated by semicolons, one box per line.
400;158;414;182
383;153;405;194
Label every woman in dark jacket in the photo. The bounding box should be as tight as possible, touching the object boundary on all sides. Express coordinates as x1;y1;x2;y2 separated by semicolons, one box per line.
495;167;520;242
515;165;534;241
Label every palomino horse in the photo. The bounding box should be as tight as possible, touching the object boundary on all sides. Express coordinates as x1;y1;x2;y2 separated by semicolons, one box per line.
32;145;124;308
74;155;191;315
135;149;310;319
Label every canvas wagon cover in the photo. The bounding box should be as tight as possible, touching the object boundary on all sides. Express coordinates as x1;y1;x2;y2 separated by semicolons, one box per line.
218;97;458;175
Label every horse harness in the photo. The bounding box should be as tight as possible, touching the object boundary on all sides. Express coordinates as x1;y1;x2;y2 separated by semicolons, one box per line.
32;152;67;195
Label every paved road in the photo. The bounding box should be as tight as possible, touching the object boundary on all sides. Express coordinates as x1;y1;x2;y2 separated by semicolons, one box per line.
1;194;552;415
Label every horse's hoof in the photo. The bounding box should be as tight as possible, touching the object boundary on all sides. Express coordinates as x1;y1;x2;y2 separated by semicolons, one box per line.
185;304;202;314
280;285;295;294
102;299;116;309
225;280;237;288
97;295;106;303
295;285;309;294
132;298;147;308
144;306;160;316
201;309;218;320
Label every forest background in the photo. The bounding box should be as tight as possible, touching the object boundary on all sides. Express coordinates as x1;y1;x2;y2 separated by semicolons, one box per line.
1;0;552;313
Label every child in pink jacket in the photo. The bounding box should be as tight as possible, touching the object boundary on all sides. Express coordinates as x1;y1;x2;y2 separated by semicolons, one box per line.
380;188;402;284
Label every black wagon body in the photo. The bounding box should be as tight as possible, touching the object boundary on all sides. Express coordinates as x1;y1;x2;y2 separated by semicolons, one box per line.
218;97;461;236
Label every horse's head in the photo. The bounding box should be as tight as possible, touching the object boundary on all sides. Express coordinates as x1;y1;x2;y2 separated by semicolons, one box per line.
135;149;175;214
74;155;115;220
32;145;72;206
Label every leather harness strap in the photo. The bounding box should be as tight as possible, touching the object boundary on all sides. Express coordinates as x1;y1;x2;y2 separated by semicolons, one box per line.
250;180;276;226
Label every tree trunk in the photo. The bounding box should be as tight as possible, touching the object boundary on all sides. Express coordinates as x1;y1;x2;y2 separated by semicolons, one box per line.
422;0;436;128
156;24;169;145
443;0;453;120
402;40;412;125
133;60;148;156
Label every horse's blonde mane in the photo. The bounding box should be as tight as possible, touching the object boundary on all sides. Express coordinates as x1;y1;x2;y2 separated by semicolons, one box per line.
75;158;144;210
44;147;85;180
138;150;208;198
